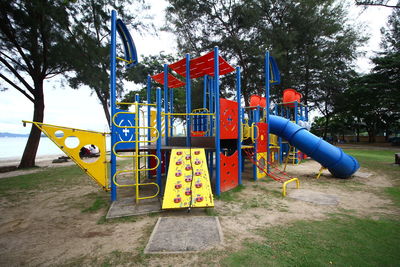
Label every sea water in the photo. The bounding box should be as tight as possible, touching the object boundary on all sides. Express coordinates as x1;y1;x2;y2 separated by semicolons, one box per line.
0;136;112;160
0;137;66;159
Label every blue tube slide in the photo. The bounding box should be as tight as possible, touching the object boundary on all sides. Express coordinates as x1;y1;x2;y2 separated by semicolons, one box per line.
269;115;359;178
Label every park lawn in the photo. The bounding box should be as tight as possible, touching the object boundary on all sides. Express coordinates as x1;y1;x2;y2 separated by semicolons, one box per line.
221;148;400;266
346;149;399;183
222;216;400;266
346;149;400;207
0;148;399;265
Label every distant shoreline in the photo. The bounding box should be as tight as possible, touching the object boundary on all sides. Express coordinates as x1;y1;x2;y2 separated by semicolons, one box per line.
0;154;65;167
0;133;54;138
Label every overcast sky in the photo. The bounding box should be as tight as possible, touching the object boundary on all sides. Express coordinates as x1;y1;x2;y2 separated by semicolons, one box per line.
0;0;395;134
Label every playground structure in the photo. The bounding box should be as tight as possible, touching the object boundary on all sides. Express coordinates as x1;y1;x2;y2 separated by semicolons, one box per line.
23;11;360;210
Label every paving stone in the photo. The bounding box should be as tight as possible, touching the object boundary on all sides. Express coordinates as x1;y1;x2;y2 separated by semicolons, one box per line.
145;216;223;254
289;189;339;205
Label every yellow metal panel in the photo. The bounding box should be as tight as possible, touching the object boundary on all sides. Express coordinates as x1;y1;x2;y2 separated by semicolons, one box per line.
257;152;267;180
150;110;164;137
30;122;109;190
269;134;278;146
162;149;214;209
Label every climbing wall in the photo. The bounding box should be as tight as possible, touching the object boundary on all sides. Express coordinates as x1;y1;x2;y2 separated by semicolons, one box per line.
220;98;238;139
220;151;239;192
162;149;214;209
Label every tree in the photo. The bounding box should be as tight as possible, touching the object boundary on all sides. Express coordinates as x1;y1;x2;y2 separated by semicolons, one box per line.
0;1;152;168
66;0;152;125
0;1;73;168
256;0;365;136
317;2;400;143
381;1;400;52
164;0;366;116
355;0;400;8
165;0;265;106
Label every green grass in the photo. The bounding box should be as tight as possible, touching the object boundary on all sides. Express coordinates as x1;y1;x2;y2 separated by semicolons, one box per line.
0;165;86;199
346;149;400;203
220;148;400;266
81;193;108;213
346;149;399;181
385;187;400;207
218;184;245;202
221;216;400;266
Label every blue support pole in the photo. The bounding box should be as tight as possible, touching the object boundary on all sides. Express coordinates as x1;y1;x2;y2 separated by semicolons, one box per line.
214;47;221;196
170;87;174;136
156;88;162;188
185;54;191;147
300;105;304;121
294;101;299;164
135;94;140;182
209;77;214;136
279;104;284;163
208;76;214;180
253;107;259;181
110;10;117;202
236;67;242;185
203;75;208;132
265;51;271;174
203;75;208;109
305;106;309;121
147;75;151;178
163;65;169;146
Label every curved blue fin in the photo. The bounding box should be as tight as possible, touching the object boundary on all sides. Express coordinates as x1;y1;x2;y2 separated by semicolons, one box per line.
269;56;281;85
116;19;138;68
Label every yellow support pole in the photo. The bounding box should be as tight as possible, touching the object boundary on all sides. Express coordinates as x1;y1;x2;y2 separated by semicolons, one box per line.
134;102;140;204
316;166;327;179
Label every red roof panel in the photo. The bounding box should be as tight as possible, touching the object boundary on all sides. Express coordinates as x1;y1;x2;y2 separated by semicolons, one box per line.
151;72;185;88
169;51;235;79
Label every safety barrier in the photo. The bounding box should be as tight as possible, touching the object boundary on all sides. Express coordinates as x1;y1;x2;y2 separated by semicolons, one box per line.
282;178;300;197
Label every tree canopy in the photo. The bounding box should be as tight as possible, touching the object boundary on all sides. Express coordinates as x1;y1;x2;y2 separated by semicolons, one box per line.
66;0;152;125
165;0;366;115
318;3;400;141
0;0;151;168
0;0;74;168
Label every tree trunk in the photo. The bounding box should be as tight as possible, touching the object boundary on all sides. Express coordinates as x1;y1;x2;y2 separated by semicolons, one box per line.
356;127;360;143
19;82;44;168
101;97;110;127
367;126;376;143
323;115;330;139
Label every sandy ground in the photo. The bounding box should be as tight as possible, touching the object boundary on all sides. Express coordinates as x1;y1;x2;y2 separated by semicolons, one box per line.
0;155;398;266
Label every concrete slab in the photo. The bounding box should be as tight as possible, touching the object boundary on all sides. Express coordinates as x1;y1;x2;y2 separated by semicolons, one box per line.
106;197;161;219
144;216;223;254
355;171;372;178
288;189;339;205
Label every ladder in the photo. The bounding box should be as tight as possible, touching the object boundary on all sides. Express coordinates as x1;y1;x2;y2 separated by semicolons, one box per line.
243;148;300;196
284;145;299;171
112;102;160;203
243;148;292;183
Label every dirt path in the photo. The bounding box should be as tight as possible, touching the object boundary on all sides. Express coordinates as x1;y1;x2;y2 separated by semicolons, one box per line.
0;158;397;266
